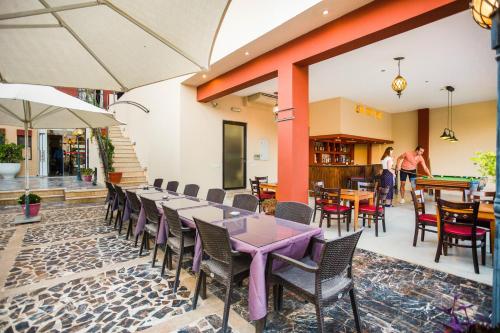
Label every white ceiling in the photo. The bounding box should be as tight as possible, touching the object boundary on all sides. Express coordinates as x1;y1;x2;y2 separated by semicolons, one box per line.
233;11;497;113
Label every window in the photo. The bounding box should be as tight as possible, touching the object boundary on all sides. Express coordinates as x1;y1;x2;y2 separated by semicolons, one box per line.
17;130;32;160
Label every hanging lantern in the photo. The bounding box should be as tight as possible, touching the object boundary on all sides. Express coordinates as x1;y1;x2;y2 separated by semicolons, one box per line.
440;128;451;140
391;57;407;98
471;0;499;29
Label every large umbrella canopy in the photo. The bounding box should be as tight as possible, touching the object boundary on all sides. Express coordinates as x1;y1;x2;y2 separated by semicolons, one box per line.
0;0;230;91
0;83;121;128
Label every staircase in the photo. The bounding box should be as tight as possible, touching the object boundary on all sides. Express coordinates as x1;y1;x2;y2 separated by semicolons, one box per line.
108;126;148;187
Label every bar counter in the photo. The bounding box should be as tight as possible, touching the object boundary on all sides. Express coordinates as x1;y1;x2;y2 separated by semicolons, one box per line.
309;164;382;189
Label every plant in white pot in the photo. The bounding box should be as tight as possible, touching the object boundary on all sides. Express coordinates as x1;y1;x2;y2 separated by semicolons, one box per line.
0;143;23;179
471;151;496;191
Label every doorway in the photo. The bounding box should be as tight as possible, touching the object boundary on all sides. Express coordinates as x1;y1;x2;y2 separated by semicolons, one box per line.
48;134;64;176
222;121;247;190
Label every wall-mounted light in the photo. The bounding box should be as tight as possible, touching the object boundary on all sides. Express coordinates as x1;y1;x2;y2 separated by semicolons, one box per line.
391;57;407;98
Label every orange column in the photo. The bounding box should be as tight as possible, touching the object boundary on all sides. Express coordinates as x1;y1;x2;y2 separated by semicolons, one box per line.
277;64;309;203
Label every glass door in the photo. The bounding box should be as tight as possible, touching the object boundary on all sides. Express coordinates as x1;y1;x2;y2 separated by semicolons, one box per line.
223;121;247;190
38;130;48;176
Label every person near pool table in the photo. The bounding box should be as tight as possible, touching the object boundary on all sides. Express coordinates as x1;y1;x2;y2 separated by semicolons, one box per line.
396;146;432;203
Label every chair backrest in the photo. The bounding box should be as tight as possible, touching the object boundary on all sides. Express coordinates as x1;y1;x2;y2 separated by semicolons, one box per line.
375;186;389;211
114;185;126;206
140;197;161;224
194;217;234;265
312;180;325;199
437;199;479;233
318;229;363;281
358;181;377;192
275;201;313;225
183;184;200;197
410;189;426;216
153;178;163;188
125;190;141;213
206;188;226;204
320;187;341;206
249;179;260;197
473;191;495;204
232;193;259;212
255;176;269;183
162;205;184;239
105;181;116;199
166;181;179;192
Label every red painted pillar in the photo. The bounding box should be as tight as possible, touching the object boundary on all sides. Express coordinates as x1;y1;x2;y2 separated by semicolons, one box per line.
277;64;309;203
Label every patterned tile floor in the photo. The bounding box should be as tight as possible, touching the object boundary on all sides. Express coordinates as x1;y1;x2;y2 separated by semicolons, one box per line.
0;202;493;333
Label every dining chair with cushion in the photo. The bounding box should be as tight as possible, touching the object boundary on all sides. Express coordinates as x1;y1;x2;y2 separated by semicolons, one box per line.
275;201;313;225
320;188;351;236
232;193;259;212
125;190;142;245
312;180;327;222
114;185;127;234
105;181;116;224
192;217;251;333
255;176;275;195
153;178;163;188
206;188;226;204
435;199;486;274
139;197;161;267
250;179;274;212
358;186;389;237
267;229;363;333
166;181;179;192
183;184;200;197
161;206;196;291
472;191;495;253
410;189;437;246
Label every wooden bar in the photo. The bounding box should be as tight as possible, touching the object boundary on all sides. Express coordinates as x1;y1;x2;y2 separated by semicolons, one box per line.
309;164;382;190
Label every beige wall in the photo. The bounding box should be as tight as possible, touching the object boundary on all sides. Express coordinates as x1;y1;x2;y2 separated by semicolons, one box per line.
391;111;418;158
339;98;392;140
1;125;38;176
429;100;496;176
309;98;341;136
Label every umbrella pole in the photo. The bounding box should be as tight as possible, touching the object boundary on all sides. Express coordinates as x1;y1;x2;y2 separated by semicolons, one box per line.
24;120;30;218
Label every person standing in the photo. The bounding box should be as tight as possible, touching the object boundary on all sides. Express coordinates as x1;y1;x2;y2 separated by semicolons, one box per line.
396;145;432;203
380;147;395;207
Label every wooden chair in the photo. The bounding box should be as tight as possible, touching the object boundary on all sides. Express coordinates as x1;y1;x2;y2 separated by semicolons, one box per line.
250;179;274;212
312;180;327;222
358;186;389;237
410;189;437;246
319;188;351;236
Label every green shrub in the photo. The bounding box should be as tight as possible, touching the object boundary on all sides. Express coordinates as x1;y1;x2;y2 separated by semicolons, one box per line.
18;193;42;205
103;136;115;172
0;143;24;163
471;152;496;177
81;168;94;176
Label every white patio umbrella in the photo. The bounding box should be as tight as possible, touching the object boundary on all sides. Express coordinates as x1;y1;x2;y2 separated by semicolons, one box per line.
0;0;230;91
0;83;122;222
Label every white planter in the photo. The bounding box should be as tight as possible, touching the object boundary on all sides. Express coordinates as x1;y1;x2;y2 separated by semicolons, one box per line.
0;163;21;179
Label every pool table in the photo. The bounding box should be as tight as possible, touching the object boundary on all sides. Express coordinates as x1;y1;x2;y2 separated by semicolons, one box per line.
415;175;481;200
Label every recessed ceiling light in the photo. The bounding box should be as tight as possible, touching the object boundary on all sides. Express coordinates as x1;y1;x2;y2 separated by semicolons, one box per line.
322;9;329;15
425;80;429;83
244;51;250;56
380;69;386;72
202;74;207;79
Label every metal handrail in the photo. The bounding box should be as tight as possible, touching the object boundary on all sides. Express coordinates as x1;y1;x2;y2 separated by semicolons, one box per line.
108;100;150;113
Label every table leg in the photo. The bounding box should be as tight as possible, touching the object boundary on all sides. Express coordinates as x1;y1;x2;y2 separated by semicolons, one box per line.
353;199;359;231
255;316;267;333
491;219;496;255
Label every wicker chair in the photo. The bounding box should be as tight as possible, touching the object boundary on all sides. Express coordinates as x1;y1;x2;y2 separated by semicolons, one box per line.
320;188;351;236
206;188;226;204
114;185;127;234
105;181;116;224
125;190;142;245
153;178;163;188
312;181;327;222
192;218;251;333
410;189;437;246
358;186;389;237
183;184;200;197
275;201;313;225
250;179;274;212
435;199;486;274
139;197;161;267
232;193;259;212
267;229;364;333
161;206;195;291
166;181;179;192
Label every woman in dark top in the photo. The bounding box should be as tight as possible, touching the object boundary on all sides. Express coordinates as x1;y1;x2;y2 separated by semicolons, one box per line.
380;147;395;207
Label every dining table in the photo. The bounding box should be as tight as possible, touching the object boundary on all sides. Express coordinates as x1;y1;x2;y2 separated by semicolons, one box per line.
328;189;374;231
259;182;278;197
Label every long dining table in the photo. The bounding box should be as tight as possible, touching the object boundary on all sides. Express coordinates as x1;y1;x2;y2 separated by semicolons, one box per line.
121;186;323;323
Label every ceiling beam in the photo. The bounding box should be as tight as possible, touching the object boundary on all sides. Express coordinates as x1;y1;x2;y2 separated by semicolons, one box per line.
197;0;469;103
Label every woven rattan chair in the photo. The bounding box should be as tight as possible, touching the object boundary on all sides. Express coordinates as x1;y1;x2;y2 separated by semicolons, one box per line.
192;218;251;333
358;186;389;237
114;185;126;234
105;181;116;224
139;197;161;267
410;189;437;246
232;193;259;212
183;184;200;197
275;201;313;225
153;178;163;188
125;190;142;245
166;181;179;192
320;188;351;236
435;199;486;274
206;188;226;204
267;229;364;333
161;206;195;291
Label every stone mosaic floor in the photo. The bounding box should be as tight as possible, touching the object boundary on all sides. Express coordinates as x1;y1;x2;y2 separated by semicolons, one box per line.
0;202;493;333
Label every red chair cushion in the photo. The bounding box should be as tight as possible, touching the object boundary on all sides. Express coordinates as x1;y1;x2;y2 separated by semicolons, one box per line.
315;198;329;205
359;205;383;214
260;192;275;200
444;225;487;237
322;204;350;213
419;214;437;225
263;191;275;195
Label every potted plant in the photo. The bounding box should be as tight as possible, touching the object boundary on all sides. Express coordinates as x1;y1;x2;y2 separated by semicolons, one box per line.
0;143;24;179
471;152;495;190
18;193;42;217
81;168;94;182
104;136;122;183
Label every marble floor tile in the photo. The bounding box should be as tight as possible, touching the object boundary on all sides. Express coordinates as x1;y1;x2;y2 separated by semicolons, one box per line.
175;314;236;333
